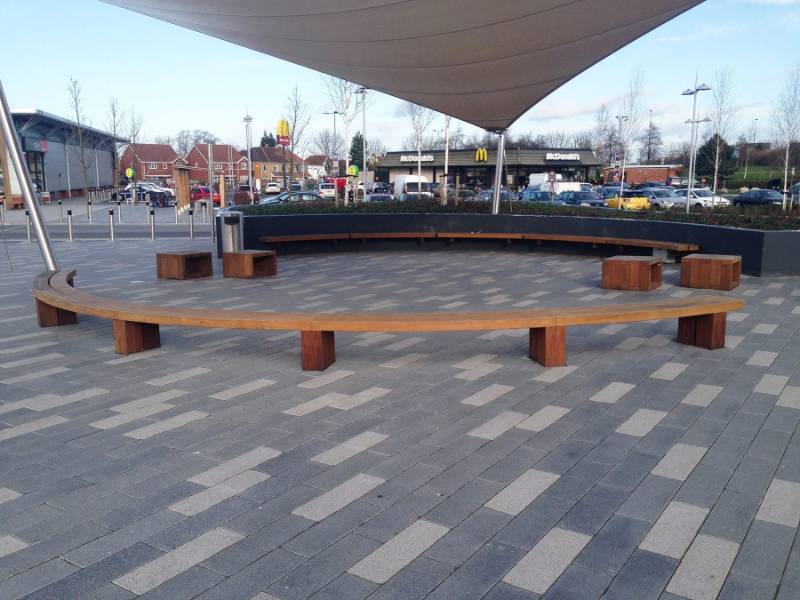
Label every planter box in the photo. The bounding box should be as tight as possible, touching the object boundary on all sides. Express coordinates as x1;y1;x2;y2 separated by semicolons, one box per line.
222;212;800;276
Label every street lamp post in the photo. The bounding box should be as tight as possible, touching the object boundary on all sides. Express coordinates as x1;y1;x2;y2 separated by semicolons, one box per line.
681;80;711;213
323;110;340;178
615;114;628;209
355;87;367;201
243;112;253;200
443;115;451;206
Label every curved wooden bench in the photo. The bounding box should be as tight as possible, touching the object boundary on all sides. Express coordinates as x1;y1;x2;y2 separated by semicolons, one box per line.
33;270;743;371
259;232;698;254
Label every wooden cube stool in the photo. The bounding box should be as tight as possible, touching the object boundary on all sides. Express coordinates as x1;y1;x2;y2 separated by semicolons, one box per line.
602;256;663;291
680;254;741;290
156;251;212;280
223;250;277;278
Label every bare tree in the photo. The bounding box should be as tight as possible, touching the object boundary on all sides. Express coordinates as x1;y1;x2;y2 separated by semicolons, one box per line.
618;68;646;173
367;138;386;169
127;110;144;145
106;97;125;191
313;129;343;174
153;135;173;145
774;64;800;209
404;101;435;188
67;78;90;199
283;86;311;183
174;130;193;157
706;69;738;195
592;104;618;165
324;77;359;174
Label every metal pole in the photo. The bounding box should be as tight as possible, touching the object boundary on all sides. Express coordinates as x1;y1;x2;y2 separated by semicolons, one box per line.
0;78;58;269
0;201;5;225
443;116;450;205
67;209;74;241
58;199;63;223
686;90;699;213
362;89;367;200
244;114;253;200
174;201;179;224
491;130;506;215
109;209;115;241
88;200;93;223
25;210;31;242
149;208;155;240
188;208;194;240
117;199;122;223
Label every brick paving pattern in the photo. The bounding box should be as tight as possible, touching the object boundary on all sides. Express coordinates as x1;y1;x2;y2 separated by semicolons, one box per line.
0;238;798;599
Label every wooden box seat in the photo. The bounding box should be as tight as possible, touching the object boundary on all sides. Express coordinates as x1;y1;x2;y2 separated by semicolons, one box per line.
156;251;212;280
223;250;277;278
602;256;663;291
680;254;741;290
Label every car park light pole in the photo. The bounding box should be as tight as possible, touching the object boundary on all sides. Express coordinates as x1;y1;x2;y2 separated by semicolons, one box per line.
355;87;367;201
243;112;253;200
491;130;506;215
323;110;340;178
615;114;628;209
682;80;711;213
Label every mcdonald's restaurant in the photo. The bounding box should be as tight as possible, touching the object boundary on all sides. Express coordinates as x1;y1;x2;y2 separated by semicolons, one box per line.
375;147;602;190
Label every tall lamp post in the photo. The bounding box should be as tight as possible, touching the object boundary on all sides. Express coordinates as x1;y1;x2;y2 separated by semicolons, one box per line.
743;117;758;181
681;80;711;213
323;110;340;178
243;112;253;199
443;115;451;206
615;114;628;209
355;87;367;200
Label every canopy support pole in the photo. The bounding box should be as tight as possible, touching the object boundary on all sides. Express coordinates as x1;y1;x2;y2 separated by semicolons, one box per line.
0;78;58;271
491;130;506;215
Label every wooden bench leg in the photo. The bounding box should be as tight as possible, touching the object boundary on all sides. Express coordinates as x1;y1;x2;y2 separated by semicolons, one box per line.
113;319;161;355
529;326;567;367
36;299;77;327
677;313;726;350
301;331;336;371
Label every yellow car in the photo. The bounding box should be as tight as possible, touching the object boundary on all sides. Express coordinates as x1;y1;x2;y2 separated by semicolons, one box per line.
606;194;651;210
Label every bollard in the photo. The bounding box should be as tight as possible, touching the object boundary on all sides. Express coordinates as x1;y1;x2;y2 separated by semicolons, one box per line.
25;210;32;242
58;200;63;224
202;201;207;223
88;200;93;224
117;200;122;224
0;201;5;225
188;208;194;240
109;209;115;241
67;209;74;241
174;202;179;224
149;208;155;240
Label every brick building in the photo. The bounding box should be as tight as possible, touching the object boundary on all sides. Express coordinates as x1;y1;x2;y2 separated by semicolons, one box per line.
601;164;684;186
185;143;248;187
247;146;305;189
118;143;181;183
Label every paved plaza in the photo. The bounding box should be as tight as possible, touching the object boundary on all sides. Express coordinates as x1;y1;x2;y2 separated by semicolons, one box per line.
0;239;799;599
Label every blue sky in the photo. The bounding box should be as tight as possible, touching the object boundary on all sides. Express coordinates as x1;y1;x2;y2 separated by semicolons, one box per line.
2;0;798;156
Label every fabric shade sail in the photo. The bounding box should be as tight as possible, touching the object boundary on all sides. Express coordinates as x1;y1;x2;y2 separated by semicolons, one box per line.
103;0;702;130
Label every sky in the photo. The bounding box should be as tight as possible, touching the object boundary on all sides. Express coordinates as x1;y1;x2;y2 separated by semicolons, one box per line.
2;0;799;158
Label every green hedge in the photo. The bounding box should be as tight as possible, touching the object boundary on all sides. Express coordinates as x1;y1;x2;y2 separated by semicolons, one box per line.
237;199;800;230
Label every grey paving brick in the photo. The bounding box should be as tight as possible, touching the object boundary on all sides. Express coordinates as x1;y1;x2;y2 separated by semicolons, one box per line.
755;478;800;528
666;534;740;600
504;527;591;594
485;469;560;516
639;501;709;559
293;473;385;521
603;549;677;600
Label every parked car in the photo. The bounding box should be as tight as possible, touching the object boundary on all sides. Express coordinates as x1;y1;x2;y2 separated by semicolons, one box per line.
364;192;394;203
477;188;515;202
263;181;281;195
454;189;478;202
372;182;391;194
732;188;785;207
290;182;302;193
673;187;730;209
318;182;336;199
605;190;651;210
556;191;606;207
633;181;670;190
258;191;326;205
189;186;221;205
597;185;630;200
636;187;684;210
520;188;555;203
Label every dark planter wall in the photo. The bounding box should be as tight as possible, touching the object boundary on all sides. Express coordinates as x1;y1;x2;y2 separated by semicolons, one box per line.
239;213;798;276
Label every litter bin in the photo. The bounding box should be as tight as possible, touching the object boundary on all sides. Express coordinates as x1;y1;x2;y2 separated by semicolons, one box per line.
219;210;244;255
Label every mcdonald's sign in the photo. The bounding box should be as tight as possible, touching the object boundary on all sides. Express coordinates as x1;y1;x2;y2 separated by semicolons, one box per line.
474;147;488;162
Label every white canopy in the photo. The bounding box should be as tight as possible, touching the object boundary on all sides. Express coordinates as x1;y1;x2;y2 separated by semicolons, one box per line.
104;0;702;130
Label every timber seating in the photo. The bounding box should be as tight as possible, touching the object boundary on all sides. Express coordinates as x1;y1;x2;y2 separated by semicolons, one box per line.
259;232;698;254
33;269;743;371
156;251;213;280
680;254;741;291
602;256;663;292
223;250;277;278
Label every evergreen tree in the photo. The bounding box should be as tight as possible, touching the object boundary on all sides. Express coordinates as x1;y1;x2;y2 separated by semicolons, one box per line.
260;130;277;147
349;132;365;167
695;134;737;179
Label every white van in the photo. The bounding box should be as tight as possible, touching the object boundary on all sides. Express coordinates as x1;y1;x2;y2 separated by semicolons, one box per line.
528;172;563;187
532;181;581;195
393;175;433;201
319;182;336;199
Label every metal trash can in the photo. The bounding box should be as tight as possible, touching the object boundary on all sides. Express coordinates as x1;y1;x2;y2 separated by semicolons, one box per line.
219;211;244;254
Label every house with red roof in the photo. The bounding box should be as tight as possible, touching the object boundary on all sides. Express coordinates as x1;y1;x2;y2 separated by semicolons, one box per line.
119;143;181;183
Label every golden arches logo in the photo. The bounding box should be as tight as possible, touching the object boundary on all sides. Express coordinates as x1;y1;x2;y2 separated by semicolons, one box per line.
475;147;488;162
